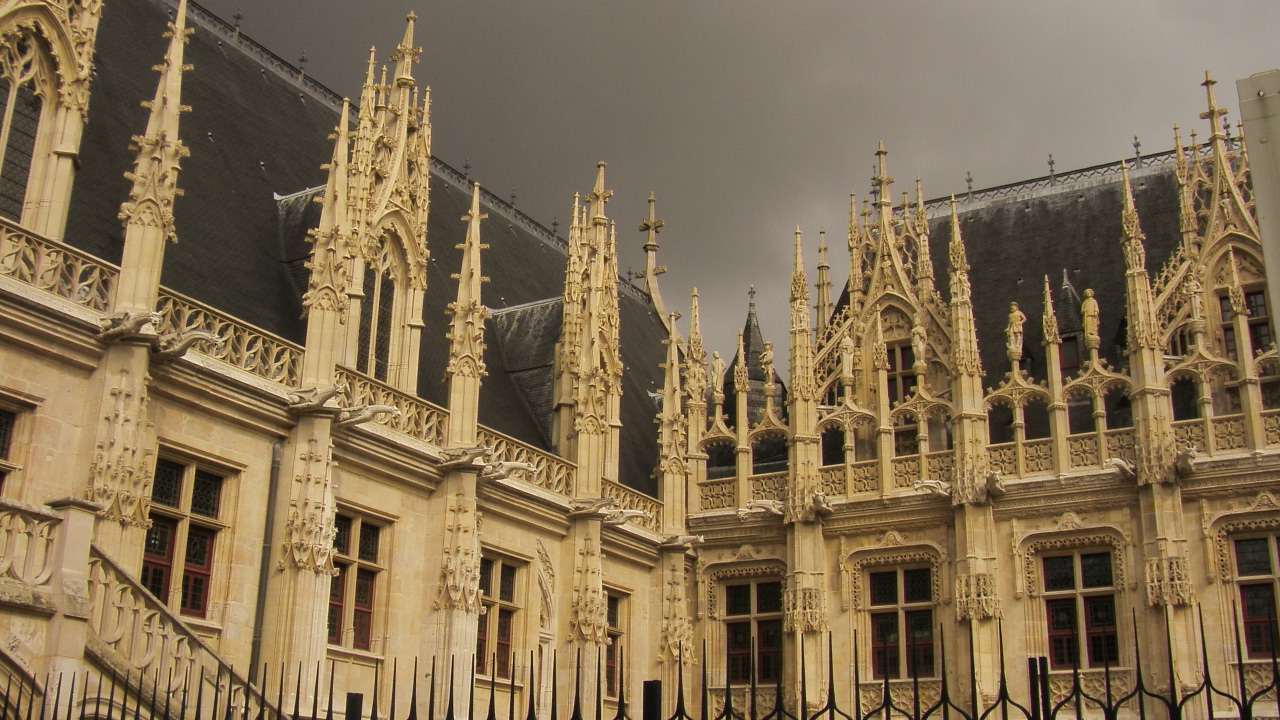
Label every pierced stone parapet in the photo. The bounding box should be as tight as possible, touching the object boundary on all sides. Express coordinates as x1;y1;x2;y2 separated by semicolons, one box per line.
337;366;448;447
478;427;575;497
603;479;661;532
0;218;116;311
157;289;301;386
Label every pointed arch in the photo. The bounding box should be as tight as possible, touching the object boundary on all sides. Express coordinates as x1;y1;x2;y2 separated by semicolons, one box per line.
350;214;424;389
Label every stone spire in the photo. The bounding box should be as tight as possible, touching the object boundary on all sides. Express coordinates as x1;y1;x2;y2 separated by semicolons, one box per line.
947;197;981;379
301;98;353;388
639;193;671;331
657;309;687;534
815;229;833;335
115;0;193;315
1121;163;1159;353
947;196;990;507
684;288;708;409
790;227;817;403
1042;274;1060;345
912;179;936;297
444;183;490;426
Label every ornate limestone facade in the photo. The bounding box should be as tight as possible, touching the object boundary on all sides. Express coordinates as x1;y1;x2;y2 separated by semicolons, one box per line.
0;0;1276;718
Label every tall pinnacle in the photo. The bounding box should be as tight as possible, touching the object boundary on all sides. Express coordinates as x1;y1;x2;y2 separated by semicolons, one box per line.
115;0;193;315
392;12;420;85
588;161;611;226
1120;162;1147;273
639;192;671;330
1042;274;1060;345
120;0;193;245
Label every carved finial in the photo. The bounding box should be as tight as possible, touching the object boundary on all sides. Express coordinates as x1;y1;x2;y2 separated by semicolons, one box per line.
947;196;970;299
965;171;973;197
391;12;421;85
463;157;471;177
1133;135;1142;165
748;285;756;309
1228;250;1247;317
298;50;308;75
509;190;517;207
817;228;828;268
588;161;612;224
445;183;490;382
117;0;193;270
303;98;352;320
873;141;894;208
1201;70;1228;139
1042;275;1060;345
640;192;664;249
1047;153;1056;181
1120;161;1147;272
232;7;242;31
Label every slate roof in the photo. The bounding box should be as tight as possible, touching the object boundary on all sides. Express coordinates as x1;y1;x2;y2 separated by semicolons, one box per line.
923;165;1183;387
64;0;663;493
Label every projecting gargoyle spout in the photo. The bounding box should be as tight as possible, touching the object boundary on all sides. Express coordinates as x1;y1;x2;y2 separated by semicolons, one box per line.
334;404;400;429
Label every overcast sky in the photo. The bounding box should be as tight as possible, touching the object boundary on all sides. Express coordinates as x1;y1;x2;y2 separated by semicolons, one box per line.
198;0;1280;360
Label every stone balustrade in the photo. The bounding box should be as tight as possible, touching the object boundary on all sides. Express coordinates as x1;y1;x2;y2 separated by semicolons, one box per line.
603;479;662;532
156;289;303;387
86;547;274;711
0;218;116;312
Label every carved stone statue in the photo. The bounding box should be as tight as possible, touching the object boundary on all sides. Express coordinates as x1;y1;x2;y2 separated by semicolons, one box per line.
759;342;774;380
333;404;400;430
660;534;705;549
911;314;928;370
479;460;536;483
709;351;726;401
98;310;161;342
1006;302;1026;362
839;334;855;380
1183;272;1204;321
287;381;349;414
602;508;652;526
913;478;952;499
1081;288;1100;351
736;498;786;521
439;445;492;470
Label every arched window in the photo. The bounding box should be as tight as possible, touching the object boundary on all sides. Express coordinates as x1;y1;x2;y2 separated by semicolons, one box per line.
0;30;50;223
356;235;403;382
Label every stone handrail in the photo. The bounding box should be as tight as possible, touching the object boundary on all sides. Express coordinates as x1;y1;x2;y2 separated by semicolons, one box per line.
86;546;276;713
156;289;303;387
0;499;60;587
697;479;735;511
476;426;575;497
749;471;787;502
602;479;661;533
336;366;449;447
0;217;116;312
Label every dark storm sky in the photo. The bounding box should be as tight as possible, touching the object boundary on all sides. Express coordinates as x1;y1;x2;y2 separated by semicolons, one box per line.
198;0;1280;360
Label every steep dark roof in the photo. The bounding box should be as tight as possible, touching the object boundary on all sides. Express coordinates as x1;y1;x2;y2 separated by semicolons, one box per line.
923;166;1183;386
66;0;664;493
724;301;787;428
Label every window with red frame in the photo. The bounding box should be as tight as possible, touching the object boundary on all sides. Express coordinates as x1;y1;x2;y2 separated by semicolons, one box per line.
330;511;385;652
867;567;934;679
144;458;225;618
1234;536;1279;659
724;580;783;684
478;556;520;678
1041;551;1118;669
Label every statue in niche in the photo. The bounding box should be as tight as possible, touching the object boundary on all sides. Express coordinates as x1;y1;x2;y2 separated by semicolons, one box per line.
911;313;928;370
1006;302;1026;362
1081;288;1100;351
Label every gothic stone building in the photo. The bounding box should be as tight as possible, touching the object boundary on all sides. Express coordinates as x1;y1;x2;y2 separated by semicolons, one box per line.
0;0;1277;717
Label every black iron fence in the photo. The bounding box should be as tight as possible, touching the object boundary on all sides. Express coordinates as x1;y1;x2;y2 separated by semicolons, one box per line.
3;611;1276;720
